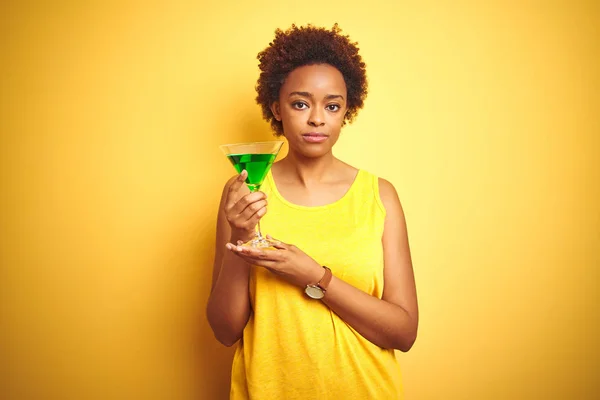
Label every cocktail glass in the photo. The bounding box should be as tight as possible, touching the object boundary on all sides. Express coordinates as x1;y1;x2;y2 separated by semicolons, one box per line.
219;141;284;248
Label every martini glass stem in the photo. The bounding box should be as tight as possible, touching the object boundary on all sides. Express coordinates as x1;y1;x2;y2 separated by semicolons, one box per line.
256;220;264;240
251;186;264;242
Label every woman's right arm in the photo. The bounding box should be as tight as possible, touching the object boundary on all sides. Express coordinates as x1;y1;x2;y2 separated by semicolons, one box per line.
206;171;267;347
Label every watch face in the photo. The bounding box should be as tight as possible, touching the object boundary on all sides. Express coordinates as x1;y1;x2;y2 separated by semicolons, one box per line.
305;285;324;299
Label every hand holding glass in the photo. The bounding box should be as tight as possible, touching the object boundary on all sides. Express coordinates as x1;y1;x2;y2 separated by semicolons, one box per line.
220;141;284;248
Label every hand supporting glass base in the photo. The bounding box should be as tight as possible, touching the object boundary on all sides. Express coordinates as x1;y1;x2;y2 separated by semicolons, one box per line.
242;220;280;249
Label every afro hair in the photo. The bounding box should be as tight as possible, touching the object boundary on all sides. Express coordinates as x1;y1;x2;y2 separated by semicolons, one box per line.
255;23;368;135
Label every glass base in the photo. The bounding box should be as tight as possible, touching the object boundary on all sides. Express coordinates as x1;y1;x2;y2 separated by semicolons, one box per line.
242;236;280;250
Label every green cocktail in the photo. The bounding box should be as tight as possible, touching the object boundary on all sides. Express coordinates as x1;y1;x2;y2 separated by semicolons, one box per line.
226;153;277;192
220;141;284;248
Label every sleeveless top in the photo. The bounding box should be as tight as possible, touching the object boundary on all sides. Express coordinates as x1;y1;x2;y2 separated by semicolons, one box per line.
230;169;404;399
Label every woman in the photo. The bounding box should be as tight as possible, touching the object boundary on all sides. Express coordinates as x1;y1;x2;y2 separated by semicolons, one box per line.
207;24;418;399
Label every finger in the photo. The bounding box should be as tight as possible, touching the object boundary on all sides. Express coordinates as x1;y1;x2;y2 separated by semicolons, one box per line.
241;206;267;230
239;199;267;222
232;253;278;269
266;235;285;249
266;234;282;242
226;242;247;252
227;246;261;260
231;191;267;216
236;246;282;261
225;243;249;255
225;170;249;208
271;241;286;250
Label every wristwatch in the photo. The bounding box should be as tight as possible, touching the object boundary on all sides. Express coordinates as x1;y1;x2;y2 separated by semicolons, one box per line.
304;266;332;300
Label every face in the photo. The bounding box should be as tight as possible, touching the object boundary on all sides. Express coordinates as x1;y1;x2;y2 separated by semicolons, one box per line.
271;64;348;159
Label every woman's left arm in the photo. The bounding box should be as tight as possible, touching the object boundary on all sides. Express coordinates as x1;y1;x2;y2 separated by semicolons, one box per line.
226;178;418;351
320;178;418;351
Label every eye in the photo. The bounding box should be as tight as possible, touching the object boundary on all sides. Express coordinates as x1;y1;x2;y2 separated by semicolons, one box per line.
292;102;308;110
326;104;341;112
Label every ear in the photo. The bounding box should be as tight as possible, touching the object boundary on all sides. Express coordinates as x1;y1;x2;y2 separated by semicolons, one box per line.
270;102;282;121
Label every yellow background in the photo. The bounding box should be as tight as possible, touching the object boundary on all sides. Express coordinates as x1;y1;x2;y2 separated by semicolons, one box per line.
1;1;598;399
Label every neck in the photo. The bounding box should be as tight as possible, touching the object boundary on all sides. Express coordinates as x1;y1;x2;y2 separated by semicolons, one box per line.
279;149;338;186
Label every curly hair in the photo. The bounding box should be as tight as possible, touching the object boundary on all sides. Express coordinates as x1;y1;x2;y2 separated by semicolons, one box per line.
255;23;368;136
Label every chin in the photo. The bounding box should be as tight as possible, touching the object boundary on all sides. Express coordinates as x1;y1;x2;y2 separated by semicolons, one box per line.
293;144;332;159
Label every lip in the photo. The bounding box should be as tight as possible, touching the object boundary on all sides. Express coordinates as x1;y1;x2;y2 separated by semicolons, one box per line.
302;133;328;143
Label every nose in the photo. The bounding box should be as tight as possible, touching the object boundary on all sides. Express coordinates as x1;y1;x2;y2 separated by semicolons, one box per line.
308;107;325;127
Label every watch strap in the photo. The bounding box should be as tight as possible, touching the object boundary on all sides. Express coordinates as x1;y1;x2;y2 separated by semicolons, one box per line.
317;266;332;292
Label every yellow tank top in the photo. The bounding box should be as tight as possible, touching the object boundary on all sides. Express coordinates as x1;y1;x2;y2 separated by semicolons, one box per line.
230;169;404;399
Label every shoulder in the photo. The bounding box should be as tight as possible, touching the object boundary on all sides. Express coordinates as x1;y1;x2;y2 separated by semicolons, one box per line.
377;177;404;217
377;177;398;201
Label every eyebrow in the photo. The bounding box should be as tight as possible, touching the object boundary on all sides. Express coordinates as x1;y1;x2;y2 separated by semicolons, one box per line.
289;91;344;100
